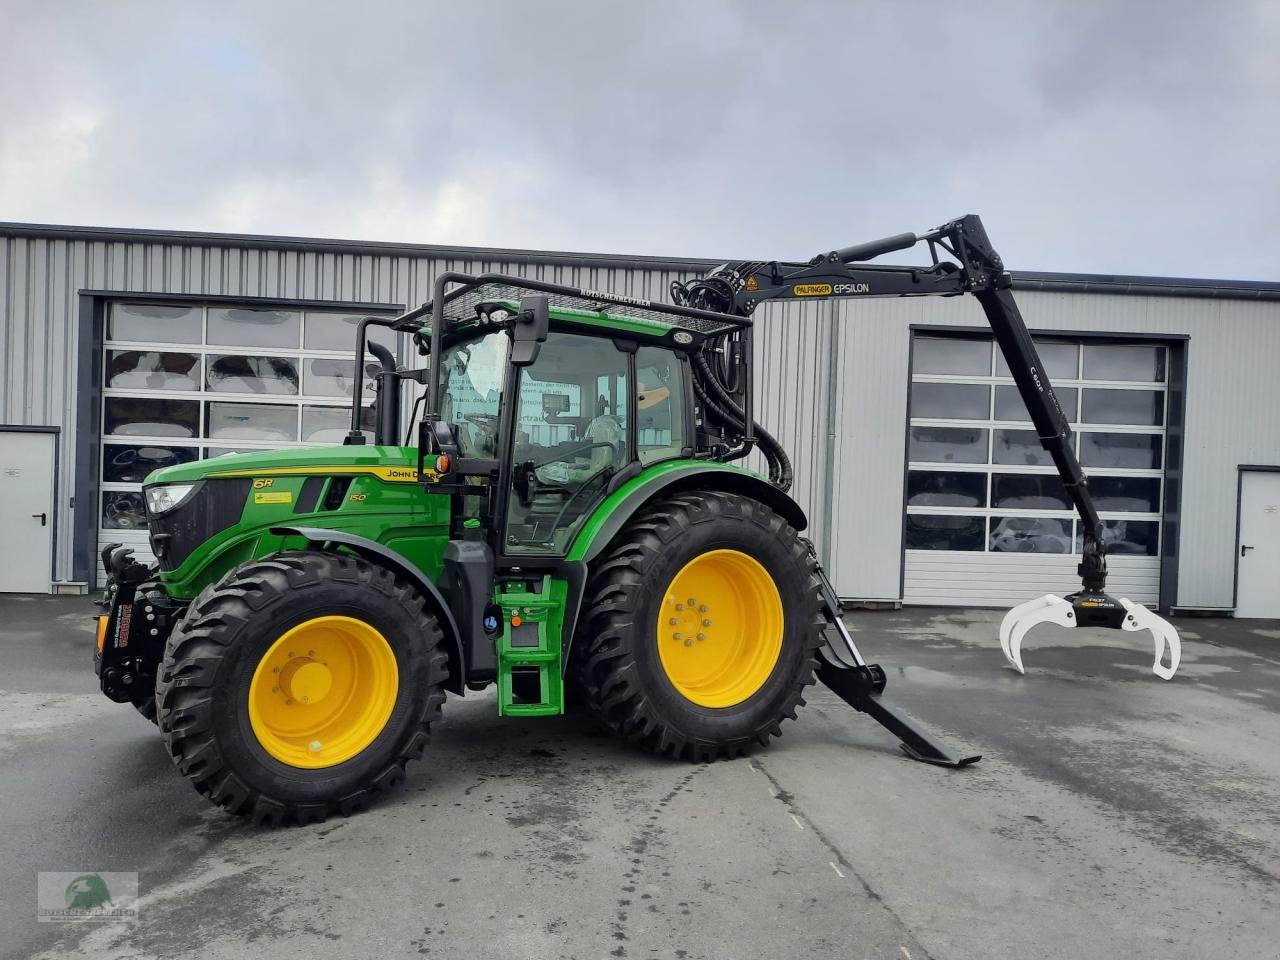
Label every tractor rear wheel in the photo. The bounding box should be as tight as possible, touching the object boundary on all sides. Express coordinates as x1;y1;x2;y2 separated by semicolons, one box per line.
155;551;448;825
575;491;823;760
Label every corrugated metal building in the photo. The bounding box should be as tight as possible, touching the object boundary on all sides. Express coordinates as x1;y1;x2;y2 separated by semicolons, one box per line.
1;221;1277;614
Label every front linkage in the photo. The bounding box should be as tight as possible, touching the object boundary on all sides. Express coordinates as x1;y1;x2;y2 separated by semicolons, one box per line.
94;544;185;709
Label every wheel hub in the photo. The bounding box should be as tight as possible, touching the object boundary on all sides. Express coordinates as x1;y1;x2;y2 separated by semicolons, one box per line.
656;550;784;708
248;616;399;768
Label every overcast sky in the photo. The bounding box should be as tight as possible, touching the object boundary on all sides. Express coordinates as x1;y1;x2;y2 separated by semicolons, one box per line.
1;1;1276;279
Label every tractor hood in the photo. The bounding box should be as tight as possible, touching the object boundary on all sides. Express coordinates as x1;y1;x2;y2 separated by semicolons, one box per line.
143;445;422;487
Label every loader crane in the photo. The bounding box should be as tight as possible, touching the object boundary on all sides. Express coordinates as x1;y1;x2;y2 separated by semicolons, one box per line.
670;213;1181;680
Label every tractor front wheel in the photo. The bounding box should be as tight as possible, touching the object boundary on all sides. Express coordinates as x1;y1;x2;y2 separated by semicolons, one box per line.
155;551;448;824
575;491;823;760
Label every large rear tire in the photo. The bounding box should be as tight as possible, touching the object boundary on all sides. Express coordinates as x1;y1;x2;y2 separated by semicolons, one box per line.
575;491;823;760
155;551;448;825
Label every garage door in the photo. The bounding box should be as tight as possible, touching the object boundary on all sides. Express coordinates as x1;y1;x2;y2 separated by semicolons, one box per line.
903;334;1167;607
97;301;398;584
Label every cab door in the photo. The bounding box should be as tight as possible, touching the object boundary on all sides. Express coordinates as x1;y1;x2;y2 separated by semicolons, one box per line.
503;332;632;556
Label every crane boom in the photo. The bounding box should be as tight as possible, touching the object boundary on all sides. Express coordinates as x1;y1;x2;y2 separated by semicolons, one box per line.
673;214;1181;678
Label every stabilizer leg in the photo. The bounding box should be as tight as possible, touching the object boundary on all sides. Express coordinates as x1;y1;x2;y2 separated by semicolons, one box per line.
816;650;981;767
803;542;980;768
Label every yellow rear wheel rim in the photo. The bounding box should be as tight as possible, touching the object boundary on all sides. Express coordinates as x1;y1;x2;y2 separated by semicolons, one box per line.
248;616;399;769
656;549;784;708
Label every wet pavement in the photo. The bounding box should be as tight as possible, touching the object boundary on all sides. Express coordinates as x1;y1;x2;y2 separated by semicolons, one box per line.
1;594;1277;960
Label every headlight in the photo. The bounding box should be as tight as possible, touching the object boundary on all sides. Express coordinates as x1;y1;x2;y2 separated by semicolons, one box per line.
144;482;202;517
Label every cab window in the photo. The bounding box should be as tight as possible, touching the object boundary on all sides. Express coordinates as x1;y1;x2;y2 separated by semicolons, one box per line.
636;347;686;464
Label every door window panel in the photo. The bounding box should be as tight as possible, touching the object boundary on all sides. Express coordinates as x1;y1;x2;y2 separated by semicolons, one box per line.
908;426;987;464
1079;431;1162;469
304;358;374;398
904;514;985;551
906;471;986;508
102;491;149;530
301;406;353;443
1083;344;1165;382
993;429;1053;466
913;337;990;376
207;307;300;349
104;397;200;438
303;312;398;352
108;303;201;344
1089;476;1161;513
636;348;686;464
910;382;989;420
506;333;630;555
206;355;300;395
106;351;200;390
102;443;197;483
989;516;1073;553
994;385;1077;422
991;473;1071;510
1081;389;1164;425
206;402;297;442
1076;520;1159;556
995;340;1078;379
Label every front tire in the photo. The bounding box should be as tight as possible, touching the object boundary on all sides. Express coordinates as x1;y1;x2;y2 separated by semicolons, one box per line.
155;551;448;825
575;491;823;760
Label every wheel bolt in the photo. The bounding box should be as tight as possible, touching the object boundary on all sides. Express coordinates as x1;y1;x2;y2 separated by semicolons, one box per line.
703;619;712;627
698;605;708;613
696;633;706;642
684;639;694;647
272;686;279;693
669;618;680;626
687;598;697;607
674;633;683;641
675;604;685;612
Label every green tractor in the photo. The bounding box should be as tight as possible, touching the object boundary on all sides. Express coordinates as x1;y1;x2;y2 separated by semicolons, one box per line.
94;218;1132;824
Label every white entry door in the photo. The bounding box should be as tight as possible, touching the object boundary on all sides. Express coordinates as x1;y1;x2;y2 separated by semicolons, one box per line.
1237;470;1280;619
0;430;56;593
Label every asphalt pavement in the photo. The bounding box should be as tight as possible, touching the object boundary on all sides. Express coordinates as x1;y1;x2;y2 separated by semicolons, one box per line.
1;594;1277;960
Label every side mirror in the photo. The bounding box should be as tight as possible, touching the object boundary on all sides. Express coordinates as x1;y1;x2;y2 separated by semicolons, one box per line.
510;296;549;366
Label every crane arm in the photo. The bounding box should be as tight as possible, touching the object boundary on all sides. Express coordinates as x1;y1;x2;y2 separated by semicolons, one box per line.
673;214;1181;679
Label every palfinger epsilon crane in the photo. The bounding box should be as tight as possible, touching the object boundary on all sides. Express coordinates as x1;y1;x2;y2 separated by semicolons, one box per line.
670;213;1181;680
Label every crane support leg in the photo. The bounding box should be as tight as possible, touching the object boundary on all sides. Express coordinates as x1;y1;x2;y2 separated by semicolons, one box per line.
807;544;981;767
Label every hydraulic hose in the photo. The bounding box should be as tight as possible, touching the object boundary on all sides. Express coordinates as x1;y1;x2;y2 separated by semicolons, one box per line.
692;349;793;493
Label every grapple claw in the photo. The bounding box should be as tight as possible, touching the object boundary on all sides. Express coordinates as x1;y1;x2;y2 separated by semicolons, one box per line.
1119;598;1181;680
998;594;1074;674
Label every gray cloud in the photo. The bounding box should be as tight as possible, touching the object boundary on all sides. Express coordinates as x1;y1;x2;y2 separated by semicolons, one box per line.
1;0;1276;279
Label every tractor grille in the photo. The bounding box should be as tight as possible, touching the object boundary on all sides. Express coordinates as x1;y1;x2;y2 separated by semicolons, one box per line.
147;478;252;571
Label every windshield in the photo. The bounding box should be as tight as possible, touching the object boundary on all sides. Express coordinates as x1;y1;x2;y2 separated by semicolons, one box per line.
438;330;509;458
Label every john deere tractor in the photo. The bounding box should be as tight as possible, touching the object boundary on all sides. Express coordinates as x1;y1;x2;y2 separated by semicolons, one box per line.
96;215;1178;823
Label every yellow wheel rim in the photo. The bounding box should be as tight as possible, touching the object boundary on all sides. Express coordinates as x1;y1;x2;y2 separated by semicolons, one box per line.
248;616;399;769
656;549;784;708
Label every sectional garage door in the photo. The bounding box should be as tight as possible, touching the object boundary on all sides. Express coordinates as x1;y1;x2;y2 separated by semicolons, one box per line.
903;333;1168;607
96;300;399;582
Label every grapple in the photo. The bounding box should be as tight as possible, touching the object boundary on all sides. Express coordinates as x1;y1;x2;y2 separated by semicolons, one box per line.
999;591;1181;680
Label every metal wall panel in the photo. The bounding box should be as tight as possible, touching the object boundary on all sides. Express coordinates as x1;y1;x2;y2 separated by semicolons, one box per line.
3;227;1278;608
